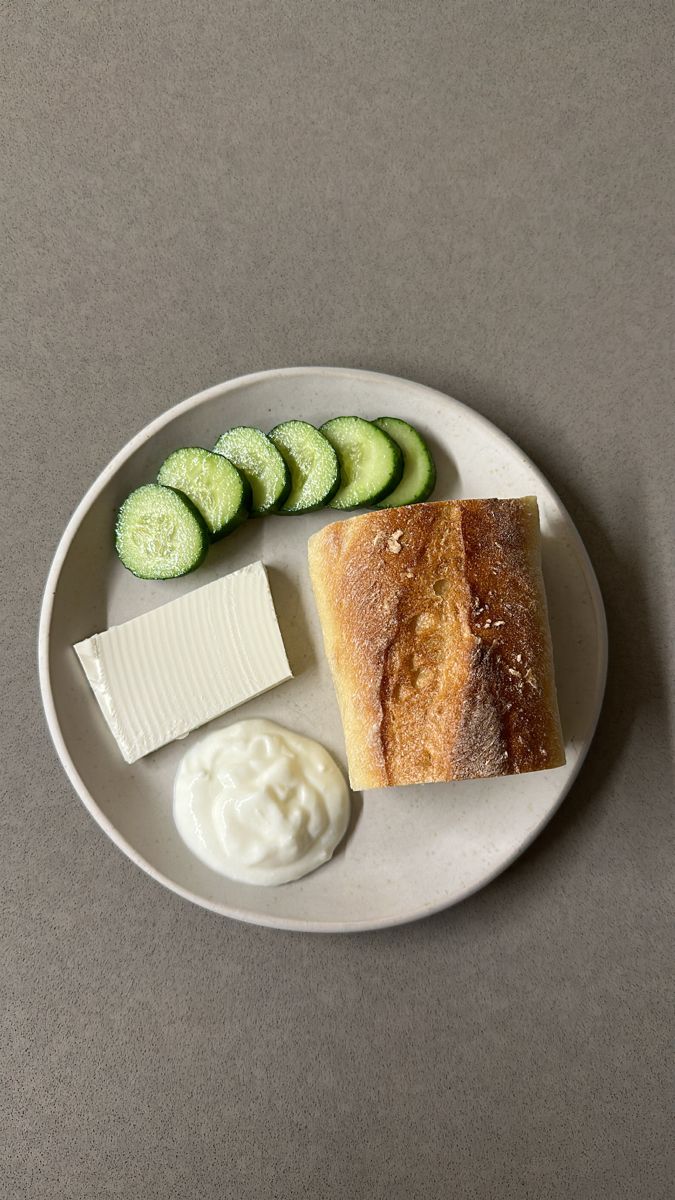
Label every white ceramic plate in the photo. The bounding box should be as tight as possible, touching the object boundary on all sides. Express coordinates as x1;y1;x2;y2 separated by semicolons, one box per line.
39;368;607;932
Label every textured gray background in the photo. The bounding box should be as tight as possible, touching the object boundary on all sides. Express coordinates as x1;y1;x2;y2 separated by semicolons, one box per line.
3;2;673;1197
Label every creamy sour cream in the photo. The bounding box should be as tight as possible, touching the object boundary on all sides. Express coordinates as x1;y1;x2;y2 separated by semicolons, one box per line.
173;719;350;885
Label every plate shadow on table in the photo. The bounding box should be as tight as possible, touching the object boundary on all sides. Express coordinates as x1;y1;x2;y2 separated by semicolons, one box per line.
517;449;671;837
417;463;672;937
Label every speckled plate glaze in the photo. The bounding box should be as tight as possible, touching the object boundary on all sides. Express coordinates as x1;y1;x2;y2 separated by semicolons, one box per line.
39;368;607;932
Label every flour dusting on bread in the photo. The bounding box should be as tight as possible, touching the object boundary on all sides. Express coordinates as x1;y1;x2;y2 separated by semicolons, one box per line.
308;498;565;790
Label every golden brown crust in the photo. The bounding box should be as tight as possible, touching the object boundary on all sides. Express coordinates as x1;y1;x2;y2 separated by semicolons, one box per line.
307;498;565;790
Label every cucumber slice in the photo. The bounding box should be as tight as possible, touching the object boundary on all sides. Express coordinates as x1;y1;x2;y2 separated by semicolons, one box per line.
213;426;291;516
115;484;209;580
373;417;437;507
267;421;340;514
320;416;404;510
157;447;250;540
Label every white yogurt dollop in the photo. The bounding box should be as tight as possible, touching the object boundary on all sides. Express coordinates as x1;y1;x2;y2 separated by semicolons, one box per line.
173;719;350;885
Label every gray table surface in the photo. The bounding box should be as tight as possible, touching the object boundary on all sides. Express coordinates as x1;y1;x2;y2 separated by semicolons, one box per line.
3;3;673;1197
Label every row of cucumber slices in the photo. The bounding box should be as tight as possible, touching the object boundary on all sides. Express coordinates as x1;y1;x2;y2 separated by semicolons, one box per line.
116;415;436;579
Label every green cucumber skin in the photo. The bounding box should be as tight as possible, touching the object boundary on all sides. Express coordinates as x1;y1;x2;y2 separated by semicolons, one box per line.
213;426;291;517
117;412;434;582
268;421;340;515
157;447;251;541
209;475;251;540
373;416;437;507
115;484;210;580
320;416;404;510
202;478;250;540
286;470;341;513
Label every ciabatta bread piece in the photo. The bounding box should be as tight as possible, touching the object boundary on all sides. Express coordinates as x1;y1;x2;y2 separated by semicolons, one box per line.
308;498;565;790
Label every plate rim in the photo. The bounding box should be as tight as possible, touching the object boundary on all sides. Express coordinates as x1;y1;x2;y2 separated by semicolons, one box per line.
38;366;608;933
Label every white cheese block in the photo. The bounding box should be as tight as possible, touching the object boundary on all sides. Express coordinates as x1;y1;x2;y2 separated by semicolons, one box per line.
73;561;292;763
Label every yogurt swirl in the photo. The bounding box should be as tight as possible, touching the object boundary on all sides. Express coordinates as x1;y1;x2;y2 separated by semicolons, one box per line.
173;720;350;885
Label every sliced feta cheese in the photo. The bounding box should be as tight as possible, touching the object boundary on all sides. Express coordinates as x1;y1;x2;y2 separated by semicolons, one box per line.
73;561;292;763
